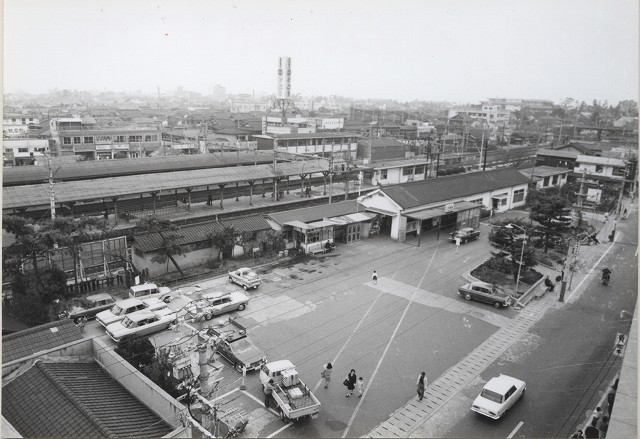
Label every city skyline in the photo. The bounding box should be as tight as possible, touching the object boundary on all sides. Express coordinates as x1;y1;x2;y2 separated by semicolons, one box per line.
4;0;639;105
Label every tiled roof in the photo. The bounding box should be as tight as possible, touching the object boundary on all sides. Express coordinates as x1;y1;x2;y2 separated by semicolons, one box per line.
2;361;174;438
2;320;84;364
382;168;531;210
133;215;272;252
267;200;360;225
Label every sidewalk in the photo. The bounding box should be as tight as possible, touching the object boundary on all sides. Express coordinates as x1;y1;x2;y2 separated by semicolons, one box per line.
367;205;635;438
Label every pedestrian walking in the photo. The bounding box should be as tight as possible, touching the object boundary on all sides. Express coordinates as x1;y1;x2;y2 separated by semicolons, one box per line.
590;233;599;245
455;236;461;253
321;363;333;389
592;406;602;422
416;372;426;401
544;276;555;293
571;430;584;439
344;369;357;397
357;377;364;397
372;270;378;285
607;388;616;414
264;379;275;409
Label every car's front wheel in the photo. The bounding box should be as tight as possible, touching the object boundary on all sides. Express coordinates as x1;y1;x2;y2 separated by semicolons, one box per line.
494;301;502;309
204;312;214;321
279;408;290;423
464;293;472;301
74;316;86;325
237;303;246;311
229;277;233;283
235;363;244;373
243;285;248;291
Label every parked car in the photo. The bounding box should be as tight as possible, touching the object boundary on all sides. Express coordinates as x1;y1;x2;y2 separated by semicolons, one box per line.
471;375;526;419
203;318;266;372
184;291;249;321
106;308;177;342
228;268;261;290
63;293;117;324
128;283;174;303
449;227;481;244
96;297;167;327
458;281;512;309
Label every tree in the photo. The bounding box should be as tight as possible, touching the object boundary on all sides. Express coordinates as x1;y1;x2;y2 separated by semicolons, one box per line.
529;189;572;253
3;215;51;290
142;348;185;399
137;216;185;275
487;219;537;283
115;334;156;369
208;225;239;262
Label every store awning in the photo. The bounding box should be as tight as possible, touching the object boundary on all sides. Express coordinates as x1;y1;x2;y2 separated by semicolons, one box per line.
404;201;481;221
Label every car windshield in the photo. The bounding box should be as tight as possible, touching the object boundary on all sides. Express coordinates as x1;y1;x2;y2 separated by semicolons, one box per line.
231;338;255;353
121;317;135;328
110;305;123;315
480;388;503;403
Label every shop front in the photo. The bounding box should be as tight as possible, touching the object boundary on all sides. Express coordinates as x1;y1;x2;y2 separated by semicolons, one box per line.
404;201;482;240
282;220;334;255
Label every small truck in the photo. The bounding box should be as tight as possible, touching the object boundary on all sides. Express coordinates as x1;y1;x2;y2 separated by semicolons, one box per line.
449;227;481;244
228;267;262;290
259;360;321;423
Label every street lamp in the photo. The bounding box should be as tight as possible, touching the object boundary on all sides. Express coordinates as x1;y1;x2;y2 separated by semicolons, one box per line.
505;223;527;295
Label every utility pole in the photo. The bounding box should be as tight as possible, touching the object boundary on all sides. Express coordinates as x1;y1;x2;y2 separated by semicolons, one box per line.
46;154;56;219
328;155;334;204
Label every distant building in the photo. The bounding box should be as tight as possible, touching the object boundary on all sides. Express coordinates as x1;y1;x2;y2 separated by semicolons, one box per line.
3;113;40;138
254;132;358;163
49;117;162;160
574;155;626;181
484;98;554;113
2;138;50;167
212;84;227;101
447;103;510;127
519;166;570;190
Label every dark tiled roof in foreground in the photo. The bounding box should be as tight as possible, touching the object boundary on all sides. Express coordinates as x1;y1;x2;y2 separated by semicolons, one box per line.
2;361;174;438
382;168;531;210
2;319;84;364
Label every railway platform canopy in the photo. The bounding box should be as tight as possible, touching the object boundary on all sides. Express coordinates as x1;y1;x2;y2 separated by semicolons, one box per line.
3;159;330;212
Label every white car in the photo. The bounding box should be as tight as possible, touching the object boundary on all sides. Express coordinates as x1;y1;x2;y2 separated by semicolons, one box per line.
96;297;167;327
472;375;526;419
228;267;261;290
184;291;249;321
106;308;177;343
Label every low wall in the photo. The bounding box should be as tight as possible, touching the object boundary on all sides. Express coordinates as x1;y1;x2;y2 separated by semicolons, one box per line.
2;338;94;378
92;338;185;434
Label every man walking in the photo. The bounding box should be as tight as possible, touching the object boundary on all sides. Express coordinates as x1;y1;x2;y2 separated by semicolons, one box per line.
455;236;461;253
264;379;275;409
372;270;378;285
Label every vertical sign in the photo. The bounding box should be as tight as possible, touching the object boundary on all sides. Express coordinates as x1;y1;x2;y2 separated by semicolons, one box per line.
276;57;291;99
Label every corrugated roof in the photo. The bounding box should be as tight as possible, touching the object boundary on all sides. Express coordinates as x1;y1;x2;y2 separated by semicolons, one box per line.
268;200;361;225
519;166;571;178
2;361;174;438
576;155;625;166
357;138;407;148
3;151;277;186
133;215;272;252
382;168;531;210
3;160;330;210
2;320;84;364
536;148;579;159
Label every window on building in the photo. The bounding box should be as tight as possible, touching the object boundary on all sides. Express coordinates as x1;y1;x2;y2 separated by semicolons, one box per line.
11;118;16;123
402;167;414;176
18;148;28;153
595;165;603;173
282;230;293;241
307;229;321;243
415;165;425;174
543;176;550;186
129;135;142;142
469;198;483;204
380;169;388;179
63;137;72;145
552;175;558;185
73;136;81;144
83;136;94;144
115;135;127;143
36;147;46;153
513;189;525;203
144;134;158;142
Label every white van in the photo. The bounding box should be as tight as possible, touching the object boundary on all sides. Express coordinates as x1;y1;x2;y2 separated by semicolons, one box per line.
128;283;174;303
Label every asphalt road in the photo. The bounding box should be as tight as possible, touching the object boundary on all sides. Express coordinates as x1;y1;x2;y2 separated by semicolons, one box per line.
414;209;638;438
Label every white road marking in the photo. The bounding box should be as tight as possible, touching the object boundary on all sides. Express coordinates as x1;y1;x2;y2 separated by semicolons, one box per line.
507;421;524;438
463;257;470;263
266;421;293;438
341;249;438;438
566;234;619;302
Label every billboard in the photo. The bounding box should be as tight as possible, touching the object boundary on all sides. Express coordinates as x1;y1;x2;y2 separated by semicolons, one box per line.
276;57;292;99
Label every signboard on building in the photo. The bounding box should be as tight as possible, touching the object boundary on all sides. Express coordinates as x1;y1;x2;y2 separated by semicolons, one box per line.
276;57;292;99
95;136;112;144
113;144;129;150
96;145;112;151
444;203;455;212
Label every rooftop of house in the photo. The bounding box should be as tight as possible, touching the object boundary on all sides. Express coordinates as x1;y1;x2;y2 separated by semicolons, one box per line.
378;168;530;210
518;166;570;178
2;320;84;364
2;361;174;438
267;200;361;225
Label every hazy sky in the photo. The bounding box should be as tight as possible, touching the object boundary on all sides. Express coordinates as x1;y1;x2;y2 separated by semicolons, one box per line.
4;0;638;104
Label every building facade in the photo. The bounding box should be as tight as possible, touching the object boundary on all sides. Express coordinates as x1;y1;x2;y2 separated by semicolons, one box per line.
2;138;50;166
